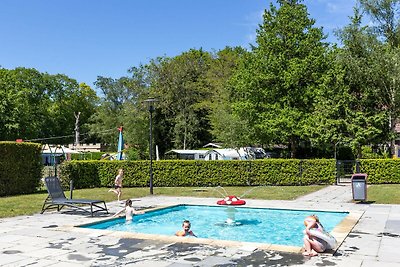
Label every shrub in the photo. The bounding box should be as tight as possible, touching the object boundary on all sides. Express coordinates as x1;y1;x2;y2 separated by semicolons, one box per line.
0;141;42;196
60;159;336;188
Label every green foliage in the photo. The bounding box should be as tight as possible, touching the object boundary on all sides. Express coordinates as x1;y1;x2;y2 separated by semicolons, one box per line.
60;158;400;187
59;160;101;189
2;1;400;162
229;0;329;157
0;186;328;218
368;184;400;204
60;159;336;188
0;67;98;143
0;142;42;196
361;146;390;159
152;49;214;152
359;0;400;47
89;71;149;157
359;159;400;183
70;152;105;160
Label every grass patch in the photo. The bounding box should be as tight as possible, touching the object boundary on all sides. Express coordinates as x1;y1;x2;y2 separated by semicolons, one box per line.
0;185;325;218
367;184;400;204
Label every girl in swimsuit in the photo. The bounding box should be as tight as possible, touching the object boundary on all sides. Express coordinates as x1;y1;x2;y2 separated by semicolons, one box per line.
303;215;327;256
108;169;123;201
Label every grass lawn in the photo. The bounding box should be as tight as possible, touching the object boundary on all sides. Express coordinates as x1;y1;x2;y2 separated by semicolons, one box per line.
0;185;325;218
1;184;398;219
368;184;400;204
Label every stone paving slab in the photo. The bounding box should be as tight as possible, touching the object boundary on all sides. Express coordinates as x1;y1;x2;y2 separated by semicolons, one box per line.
0;185;399;266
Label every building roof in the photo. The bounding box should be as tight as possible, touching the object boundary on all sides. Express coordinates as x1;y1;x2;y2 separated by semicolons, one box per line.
165;149;208;155
202;143;223;148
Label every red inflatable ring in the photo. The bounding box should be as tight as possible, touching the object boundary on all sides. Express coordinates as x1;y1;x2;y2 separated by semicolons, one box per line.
217;195;246;205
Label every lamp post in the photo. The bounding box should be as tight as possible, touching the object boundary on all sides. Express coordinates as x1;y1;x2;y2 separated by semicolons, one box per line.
144;98;157;194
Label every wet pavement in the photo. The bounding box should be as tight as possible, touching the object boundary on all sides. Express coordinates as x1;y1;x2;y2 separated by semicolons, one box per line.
0;185;399;266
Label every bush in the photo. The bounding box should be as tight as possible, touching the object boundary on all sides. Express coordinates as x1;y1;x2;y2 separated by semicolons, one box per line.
359;159;400;183
60;159;336;188
0;142;42;196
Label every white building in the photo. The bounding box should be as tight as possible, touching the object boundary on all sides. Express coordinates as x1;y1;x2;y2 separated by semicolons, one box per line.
165;149;208;160
204;148;248;160
165;148;257;160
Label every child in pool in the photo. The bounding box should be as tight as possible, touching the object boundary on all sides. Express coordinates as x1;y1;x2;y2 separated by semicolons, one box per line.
175;220;197;237
303;215;328;256
112;199;144;221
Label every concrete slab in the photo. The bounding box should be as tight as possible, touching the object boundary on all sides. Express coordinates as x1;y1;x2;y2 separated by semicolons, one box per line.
2;258;56;267
0;185;399;266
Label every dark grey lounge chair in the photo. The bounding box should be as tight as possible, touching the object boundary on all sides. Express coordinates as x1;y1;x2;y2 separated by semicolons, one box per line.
41;176;108;216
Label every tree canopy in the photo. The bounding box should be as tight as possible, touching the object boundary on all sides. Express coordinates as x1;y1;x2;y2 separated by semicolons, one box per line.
2;0;400;159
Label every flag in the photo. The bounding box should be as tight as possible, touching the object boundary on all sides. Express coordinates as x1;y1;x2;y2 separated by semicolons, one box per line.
116;127;124;160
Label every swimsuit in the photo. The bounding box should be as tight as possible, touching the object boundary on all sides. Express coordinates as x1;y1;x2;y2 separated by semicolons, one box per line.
176;230;194;236
310;222;327;251
313;236;327;251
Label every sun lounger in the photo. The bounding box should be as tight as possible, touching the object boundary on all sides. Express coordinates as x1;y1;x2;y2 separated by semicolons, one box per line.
41;176;108;216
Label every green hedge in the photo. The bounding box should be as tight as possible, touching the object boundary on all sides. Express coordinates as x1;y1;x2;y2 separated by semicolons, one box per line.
0;141;42;196
359;159;400;184
60;159;336;188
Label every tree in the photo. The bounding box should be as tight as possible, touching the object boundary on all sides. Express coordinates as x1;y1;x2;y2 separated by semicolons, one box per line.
229;0;329;157
89;65;150;157
359;0;400;47
0;68;45;140
358;0;400;156
333;3;400;157
45;75;98;144
151;49;213;152
0;68;97;143
207;47;250;148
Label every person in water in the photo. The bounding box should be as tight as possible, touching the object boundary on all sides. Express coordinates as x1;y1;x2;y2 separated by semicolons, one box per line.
303;215;327;256
112;199;144;221
175;220;197;237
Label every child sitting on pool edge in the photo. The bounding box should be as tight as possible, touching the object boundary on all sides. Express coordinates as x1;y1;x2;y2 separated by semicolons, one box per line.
175;220;197;237
303;215;327;256
112;199;144;221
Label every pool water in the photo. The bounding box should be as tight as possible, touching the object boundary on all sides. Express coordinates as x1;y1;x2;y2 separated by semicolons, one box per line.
83;205;348;247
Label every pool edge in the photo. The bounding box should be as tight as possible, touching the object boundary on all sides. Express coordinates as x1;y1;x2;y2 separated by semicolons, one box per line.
67;204;360;255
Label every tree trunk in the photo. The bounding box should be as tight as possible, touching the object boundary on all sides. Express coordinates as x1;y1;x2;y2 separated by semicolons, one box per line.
74;112;81;146
390;118;397;158
289;137;297;158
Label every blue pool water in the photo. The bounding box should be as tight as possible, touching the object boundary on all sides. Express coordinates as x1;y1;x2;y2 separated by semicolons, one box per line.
82;205;348;246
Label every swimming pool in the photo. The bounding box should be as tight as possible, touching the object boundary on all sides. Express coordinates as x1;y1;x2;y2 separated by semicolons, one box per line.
82;205;348;247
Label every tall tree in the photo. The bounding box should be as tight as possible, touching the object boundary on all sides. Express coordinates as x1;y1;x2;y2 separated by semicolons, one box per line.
359;0;400;47
358;0;400;155
207;46;249;148
152;49;213;151
0;68;97;143
229;0;329;157
89;64;150;157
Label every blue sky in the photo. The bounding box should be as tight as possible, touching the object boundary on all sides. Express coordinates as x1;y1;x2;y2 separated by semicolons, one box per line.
0;0;356;88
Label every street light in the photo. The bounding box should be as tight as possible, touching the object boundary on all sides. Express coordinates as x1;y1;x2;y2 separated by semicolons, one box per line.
144;98;157;194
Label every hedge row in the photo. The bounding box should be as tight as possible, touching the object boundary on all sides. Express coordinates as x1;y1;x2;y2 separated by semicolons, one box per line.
0;141;42;196
359;159;400;184
60;159;336;188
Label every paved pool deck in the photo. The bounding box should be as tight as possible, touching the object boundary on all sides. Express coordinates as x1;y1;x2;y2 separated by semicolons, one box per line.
0;185;399;266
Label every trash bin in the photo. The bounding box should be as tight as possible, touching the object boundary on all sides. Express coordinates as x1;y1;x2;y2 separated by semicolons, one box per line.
351;173;368;201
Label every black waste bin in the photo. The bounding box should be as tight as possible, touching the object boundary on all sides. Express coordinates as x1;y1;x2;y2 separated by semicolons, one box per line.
351;173;368;201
